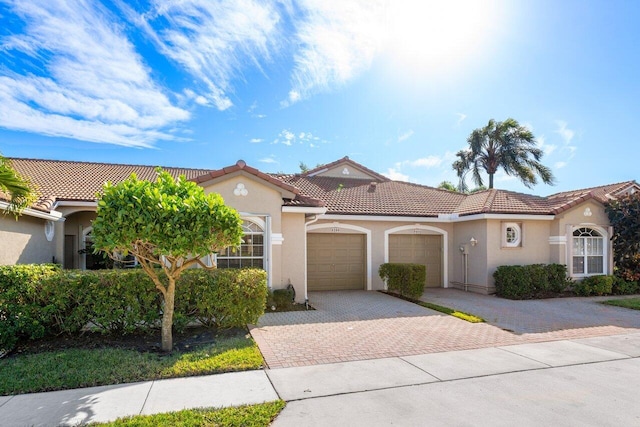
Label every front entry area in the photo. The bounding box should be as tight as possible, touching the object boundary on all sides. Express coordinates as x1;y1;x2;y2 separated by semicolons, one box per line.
307;233;365;291
389;234;442;288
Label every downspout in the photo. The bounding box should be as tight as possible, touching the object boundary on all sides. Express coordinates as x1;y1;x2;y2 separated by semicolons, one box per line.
303;214;321;305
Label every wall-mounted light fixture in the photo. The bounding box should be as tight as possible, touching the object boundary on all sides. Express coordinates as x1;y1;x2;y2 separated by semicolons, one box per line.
470;237;478;246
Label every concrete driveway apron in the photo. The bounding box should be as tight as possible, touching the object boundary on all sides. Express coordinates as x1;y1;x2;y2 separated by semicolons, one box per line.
250;290;640;369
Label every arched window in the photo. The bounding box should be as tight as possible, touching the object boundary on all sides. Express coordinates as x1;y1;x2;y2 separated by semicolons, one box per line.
572;227;604;275
217;220;264;269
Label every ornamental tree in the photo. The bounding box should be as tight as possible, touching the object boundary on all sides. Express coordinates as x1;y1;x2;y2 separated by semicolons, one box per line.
606;192;640;281
0;154;36;217
91;169;243;351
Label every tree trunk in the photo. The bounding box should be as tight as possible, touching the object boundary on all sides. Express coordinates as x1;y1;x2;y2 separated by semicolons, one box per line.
489;174;494;189
161;277;176;352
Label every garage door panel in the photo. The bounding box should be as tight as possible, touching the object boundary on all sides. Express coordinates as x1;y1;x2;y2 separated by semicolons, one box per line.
308;233;365;291
389;234;442;288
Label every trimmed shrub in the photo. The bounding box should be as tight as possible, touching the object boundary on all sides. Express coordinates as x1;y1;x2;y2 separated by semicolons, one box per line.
494;263;569;299
0;264;60;349
266;287;296;310
494;265;531;299
611;276;639;295
546;263;569;293
86;270;162;334
177;268;267;329
379;263;426;299
572;275;614;297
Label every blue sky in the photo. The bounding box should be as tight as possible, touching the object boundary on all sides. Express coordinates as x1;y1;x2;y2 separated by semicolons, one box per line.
0;0;638;195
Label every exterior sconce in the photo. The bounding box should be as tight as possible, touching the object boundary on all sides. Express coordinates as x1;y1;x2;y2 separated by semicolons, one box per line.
470;237;478;246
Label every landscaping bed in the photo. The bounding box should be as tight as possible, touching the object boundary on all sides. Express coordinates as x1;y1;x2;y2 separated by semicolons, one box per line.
381;291;485;323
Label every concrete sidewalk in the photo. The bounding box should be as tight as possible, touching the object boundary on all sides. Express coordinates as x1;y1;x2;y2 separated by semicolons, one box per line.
1;332;639;426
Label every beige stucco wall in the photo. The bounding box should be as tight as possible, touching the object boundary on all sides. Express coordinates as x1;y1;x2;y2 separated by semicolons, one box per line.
309;218;454;291
0;214;56;265
317;164;376;180
551;200;613;276
281;212;307;301
201;172;308;295
451;220;488;290
486;219;552;288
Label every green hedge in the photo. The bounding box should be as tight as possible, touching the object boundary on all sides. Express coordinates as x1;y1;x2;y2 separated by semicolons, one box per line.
379;263;426;299
572;275;614;297
494;264;568;299
0;264;61;349
177;268;268;328
0;266;267;350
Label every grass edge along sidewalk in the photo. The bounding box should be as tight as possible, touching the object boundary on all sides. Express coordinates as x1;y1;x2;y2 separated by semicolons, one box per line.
0;332;263;396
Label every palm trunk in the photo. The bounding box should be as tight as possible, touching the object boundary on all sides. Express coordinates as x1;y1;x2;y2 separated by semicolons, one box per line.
161;278;176;352
489;174;494;189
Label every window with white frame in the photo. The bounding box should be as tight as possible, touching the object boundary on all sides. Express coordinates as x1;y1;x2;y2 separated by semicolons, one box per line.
216;220;264;269
502;222;522;247
572;227;604;275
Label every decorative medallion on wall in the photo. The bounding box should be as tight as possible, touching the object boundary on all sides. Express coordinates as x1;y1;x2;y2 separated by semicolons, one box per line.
583;207;592;217
342;167;350;175
234;183;248;196
44;220;55;241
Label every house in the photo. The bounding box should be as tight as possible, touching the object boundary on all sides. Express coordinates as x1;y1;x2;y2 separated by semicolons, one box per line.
1;156;637;300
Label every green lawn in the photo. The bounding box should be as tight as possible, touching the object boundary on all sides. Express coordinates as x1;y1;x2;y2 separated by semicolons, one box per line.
95;401;285;427
0;335;263;396
418;301;485;323
602;297;640;311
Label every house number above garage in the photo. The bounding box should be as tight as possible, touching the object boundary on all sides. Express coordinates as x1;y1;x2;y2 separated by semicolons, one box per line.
234;183;248;196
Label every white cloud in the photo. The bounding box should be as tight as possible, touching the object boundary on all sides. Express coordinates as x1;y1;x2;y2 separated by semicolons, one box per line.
455;113;467;127
123;0;282;111
555;161;567;169
272;129;322;146
250;138;263;143
382;167;409;182
555;120;578;158
405;156;443;168
259;156;278;164
284;0;386;105
0;0;189;147
537;136;557;156
398;129;414;143
555;120;575;144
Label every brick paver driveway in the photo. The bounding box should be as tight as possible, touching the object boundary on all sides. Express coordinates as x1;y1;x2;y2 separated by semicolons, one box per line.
422;288;640;334
250;291;640;369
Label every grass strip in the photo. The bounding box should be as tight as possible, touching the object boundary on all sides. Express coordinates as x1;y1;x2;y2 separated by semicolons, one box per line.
418;301;485;323
0;336;263;396
602;297;640;311
95;401;286;427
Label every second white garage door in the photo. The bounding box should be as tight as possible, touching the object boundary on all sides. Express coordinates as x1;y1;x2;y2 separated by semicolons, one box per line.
308;233;365;291
389;234;442;288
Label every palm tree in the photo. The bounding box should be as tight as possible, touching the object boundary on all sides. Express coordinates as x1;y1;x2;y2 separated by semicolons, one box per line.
0;154;36;217
454;118;555;189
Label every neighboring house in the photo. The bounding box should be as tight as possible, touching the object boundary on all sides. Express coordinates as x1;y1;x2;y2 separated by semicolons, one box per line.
1;156;638;299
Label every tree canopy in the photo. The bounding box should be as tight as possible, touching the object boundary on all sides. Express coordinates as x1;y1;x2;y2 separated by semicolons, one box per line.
91;169;244;351
453;118;555;190
606;192;640;282
0;154;36;217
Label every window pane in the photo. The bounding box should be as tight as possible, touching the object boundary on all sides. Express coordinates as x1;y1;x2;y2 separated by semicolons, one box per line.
573;257;584;274
587;256;603;274
573;238;584;256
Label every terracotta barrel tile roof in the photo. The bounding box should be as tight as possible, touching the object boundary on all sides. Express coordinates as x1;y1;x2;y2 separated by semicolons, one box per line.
5;157;637;217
